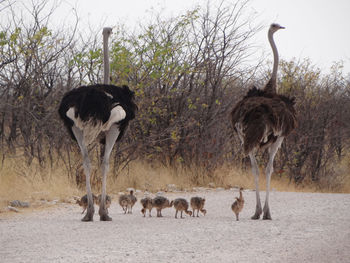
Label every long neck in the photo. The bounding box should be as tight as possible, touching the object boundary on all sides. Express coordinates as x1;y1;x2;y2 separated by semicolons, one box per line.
239;190;243;200
268;29;278;89
103;32;110;85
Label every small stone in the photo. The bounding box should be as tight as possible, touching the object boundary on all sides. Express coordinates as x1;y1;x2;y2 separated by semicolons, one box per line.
7;206;19;212
208;182;215;188
9;200;30;208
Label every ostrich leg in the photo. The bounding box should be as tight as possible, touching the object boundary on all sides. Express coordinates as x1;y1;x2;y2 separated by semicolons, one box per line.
72;126;94;222
249;153;262;219
263;137;284;220
99;124;120;221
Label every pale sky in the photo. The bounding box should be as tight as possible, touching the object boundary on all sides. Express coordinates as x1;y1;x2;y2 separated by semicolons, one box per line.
9;0;350;74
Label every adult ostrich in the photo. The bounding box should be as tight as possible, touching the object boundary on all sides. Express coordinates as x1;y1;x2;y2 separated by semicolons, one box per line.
58;28;137;221
230;24;297;220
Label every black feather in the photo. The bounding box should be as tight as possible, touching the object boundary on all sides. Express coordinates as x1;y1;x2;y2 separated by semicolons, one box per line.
58;84;137;143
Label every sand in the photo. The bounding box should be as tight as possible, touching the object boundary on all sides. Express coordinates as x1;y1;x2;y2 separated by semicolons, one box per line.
1;190;349;263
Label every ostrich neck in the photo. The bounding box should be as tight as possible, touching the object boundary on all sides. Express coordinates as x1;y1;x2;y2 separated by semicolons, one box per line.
103;34;110;85
239;190;243;200
268;30;279;84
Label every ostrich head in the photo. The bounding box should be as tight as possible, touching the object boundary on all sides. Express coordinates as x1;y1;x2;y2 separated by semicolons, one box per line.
269;23;285;33
103;27;113;37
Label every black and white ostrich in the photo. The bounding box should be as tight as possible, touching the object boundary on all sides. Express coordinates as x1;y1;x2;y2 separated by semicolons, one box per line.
230;24;297;220
58;27;137;221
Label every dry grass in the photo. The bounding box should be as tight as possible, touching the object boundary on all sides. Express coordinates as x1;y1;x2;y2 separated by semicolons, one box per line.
1;156;349;212
0;157;80;209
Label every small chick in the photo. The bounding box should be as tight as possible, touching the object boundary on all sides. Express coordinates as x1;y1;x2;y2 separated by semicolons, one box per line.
119;190;137;214
119;193;129;214
173;198;192;218
231;187;244;221
152;196;173;217
140;197;153;217
76;194;97;214
190;196;207;217
127;190;137;214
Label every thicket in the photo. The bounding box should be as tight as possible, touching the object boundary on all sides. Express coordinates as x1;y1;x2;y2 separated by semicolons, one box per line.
1;0;349;191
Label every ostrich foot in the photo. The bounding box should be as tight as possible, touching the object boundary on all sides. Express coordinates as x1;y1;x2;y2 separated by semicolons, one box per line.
263;209;272;220
251;214;260;220
100;214;112;221
81;206;94;222
81;212;94;222
251;207;262;220
99;208;112;221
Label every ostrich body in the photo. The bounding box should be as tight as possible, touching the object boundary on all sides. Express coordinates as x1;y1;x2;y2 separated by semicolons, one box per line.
127;190;137;214
173;198;192;218
190;197;206;217
58;28;137;221
231;188;244;221
230;24;296;220
152;196;173;217
119;194;130;214
140;197;153;217
118;190;137;214
77;194;98;214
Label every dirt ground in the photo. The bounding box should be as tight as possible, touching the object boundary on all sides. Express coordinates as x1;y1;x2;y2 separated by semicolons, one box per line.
1;189;349;263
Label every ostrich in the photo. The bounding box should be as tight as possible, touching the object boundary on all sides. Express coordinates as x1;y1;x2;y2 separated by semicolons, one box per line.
173;198;192;219
231;187;244;221
230;24;297;220
58;27;137;221
190;196;206;217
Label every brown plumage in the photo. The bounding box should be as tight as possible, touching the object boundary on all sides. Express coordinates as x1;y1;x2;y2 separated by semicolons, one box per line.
152;196;173;217
127;190;137;214
230;24;296;220
118;190;137;214
231;188;244;221
140;197;153;217
77;194;98;214
119;194;129;214
231;87;296;155
190;197;207;217
173;198;192;218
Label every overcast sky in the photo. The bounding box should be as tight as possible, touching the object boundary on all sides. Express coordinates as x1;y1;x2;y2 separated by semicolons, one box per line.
7;0;350;74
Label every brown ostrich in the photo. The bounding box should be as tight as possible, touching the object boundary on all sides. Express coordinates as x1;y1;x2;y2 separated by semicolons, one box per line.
231;187;244;221
190;197;206;217
173;198;192;219
140;197;153;217
152;196;173;217
230;24;297;220
77;194;98;214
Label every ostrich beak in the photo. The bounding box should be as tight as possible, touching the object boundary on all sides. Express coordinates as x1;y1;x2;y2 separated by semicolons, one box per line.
279;26;285;29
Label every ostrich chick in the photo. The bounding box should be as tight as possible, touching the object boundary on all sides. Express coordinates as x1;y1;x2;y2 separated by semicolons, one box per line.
119;190;137;214
152;196;173;217
231;188;244;221
190;197;207;217
173;198;192;219
140;197;153;217
77;194;97;214
127;190;137;214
